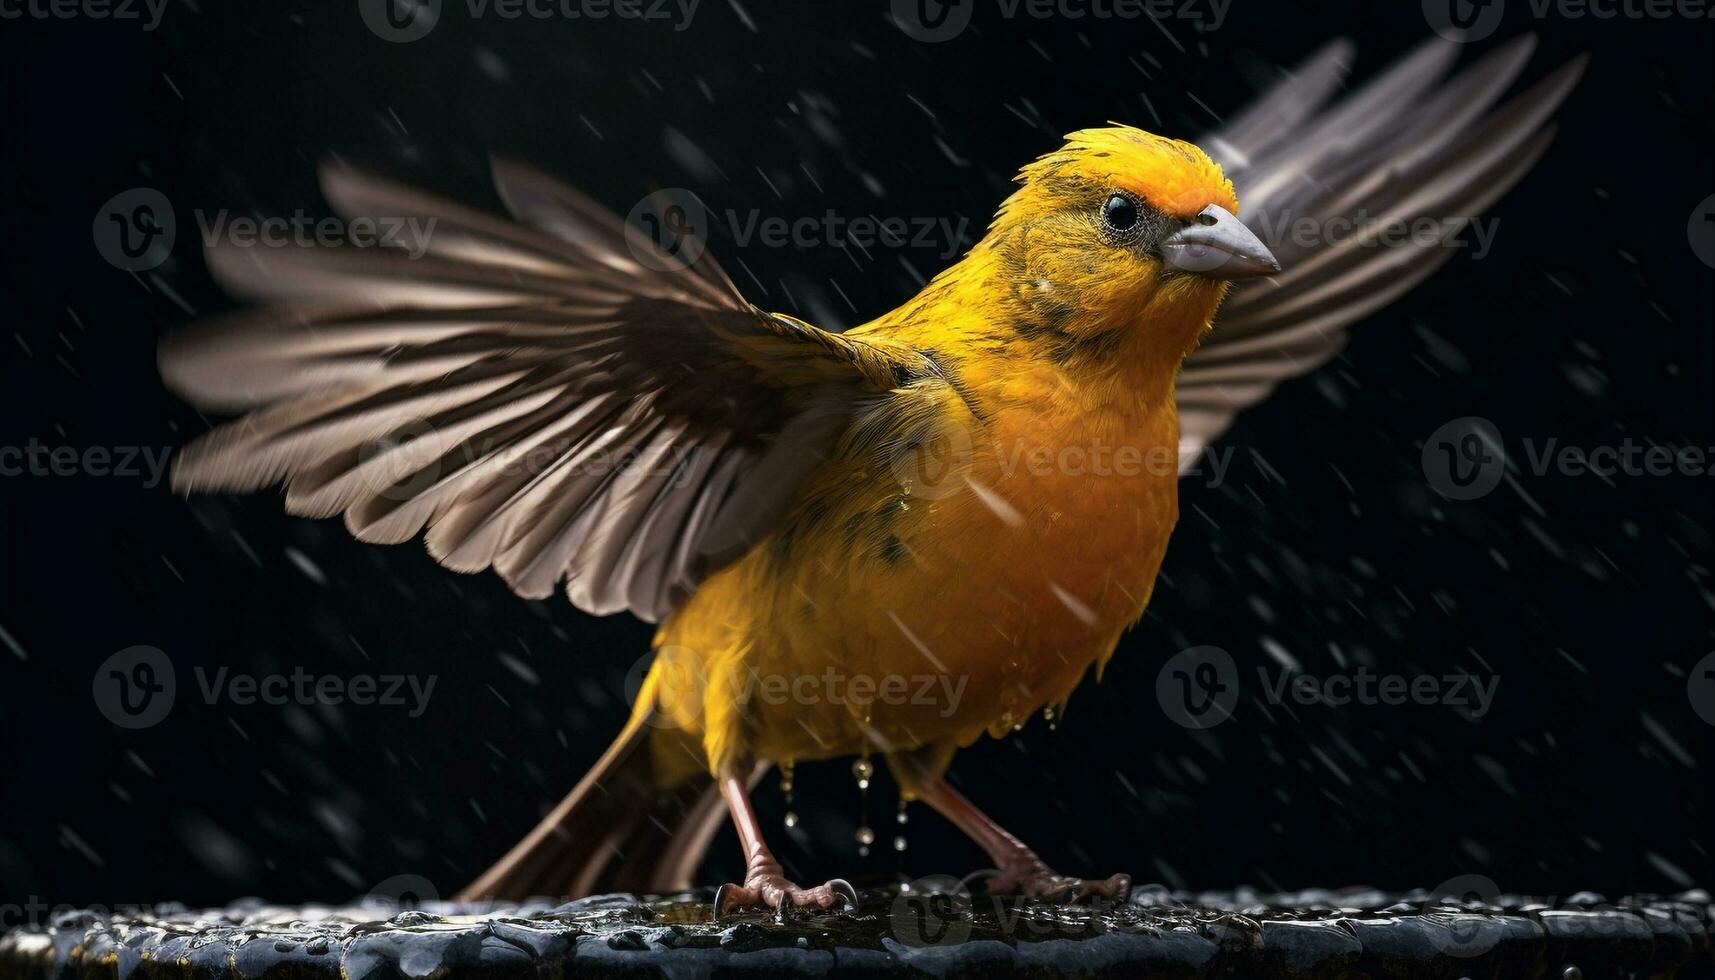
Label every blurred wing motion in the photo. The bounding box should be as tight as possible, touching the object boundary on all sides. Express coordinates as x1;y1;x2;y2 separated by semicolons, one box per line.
1176;35;1585;468
162;161;916;622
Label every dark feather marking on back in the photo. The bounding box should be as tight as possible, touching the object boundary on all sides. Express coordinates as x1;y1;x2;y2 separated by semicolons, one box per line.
916;349;988;424
880;534;911;566
768;496;834;567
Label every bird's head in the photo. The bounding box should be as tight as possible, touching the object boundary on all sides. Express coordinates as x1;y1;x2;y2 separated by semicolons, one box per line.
974;125;1278;364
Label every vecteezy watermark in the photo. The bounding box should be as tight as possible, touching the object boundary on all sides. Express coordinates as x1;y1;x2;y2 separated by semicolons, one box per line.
888;874;1134;946
623;648;969;728
93;646;177;730
1251;210;1503;262
1689;193;1715;270
1155;646;1498;730
0;899;157;930
889;425;1237;503
1420;873;1509;957
1155;645;1239;730
95;188;442;272
93;650;437;729
890;0;1230;43
622;188;973;270
1425;0;1715;41
625;188;710;271
1420;874;1706;957
1257;666;1498;718
358;0;441;40
890;876;975;947
352;419;710;501
196;210;439;260
727;209;972;261
93;188;175;272
359;0;700;42
0;0;170;29
362;874;441;909
194;667;437;717
1689;651;1715;727
729;667;969;717
1422;417;1507;501
1423;417;1715;501
0;441;172;488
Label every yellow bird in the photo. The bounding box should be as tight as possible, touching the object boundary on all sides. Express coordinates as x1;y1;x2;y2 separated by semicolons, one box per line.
160;36;1581;912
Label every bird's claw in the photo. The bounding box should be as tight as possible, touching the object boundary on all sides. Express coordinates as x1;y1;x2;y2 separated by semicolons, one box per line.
826;878;860;911
986;865;1132;903
712;873;860;920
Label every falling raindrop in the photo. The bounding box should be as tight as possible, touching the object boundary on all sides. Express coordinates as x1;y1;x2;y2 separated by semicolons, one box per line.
894;835;908;852
779;762;796;832
1043;704;1058;730
896;801;909;825
853;754;874;856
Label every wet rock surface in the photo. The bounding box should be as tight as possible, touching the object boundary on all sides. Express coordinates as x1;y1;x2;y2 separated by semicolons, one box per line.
2;885;1710;979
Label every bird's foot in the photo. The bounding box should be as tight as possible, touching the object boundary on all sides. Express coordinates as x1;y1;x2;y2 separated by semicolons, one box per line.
984;858;1131;903
714;858;858;918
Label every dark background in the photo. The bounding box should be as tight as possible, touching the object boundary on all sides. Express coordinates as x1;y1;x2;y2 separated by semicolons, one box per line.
1;0;1711;914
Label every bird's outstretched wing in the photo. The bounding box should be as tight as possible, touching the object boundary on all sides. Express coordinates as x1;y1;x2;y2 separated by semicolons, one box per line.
1177;35;1585;468
162;160;917;622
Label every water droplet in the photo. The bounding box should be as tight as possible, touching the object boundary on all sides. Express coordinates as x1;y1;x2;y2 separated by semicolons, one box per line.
896;801;909;825
779;761;796;832
852;753;874;856
893;835;908;852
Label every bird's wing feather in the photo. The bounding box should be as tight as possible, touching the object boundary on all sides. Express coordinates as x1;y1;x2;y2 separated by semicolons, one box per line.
1177;36;1585;470
162;160;918;622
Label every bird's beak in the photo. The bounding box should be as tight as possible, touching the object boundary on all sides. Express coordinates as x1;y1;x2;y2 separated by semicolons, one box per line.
1160;204;1280;280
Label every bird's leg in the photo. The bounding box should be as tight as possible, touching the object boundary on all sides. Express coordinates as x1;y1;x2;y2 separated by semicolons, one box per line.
713;768;858;916
915;776;1131;902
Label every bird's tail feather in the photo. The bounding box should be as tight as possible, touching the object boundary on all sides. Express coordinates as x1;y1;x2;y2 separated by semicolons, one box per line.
456;710;726;901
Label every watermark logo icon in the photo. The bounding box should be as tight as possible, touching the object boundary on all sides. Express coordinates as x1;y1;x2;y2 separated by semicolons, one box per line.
624;646;708;729
93;189;175;272
890;875;974;947
891;0;974;41
890;418;975;501
1155;645;1238;730
359;0;441;42
355;417;443;500
624;188;709;272
1423;873;1507;958
1688;194;1715;270
93;645;176;729
1689;651;1715;727
1423;416;1506;500
363;874;440;910
1423;0;1504;41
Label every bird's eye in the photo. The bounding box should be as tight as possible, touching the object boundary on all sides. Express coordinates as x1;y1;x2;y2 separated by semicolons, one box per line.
1101;194;1139;232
